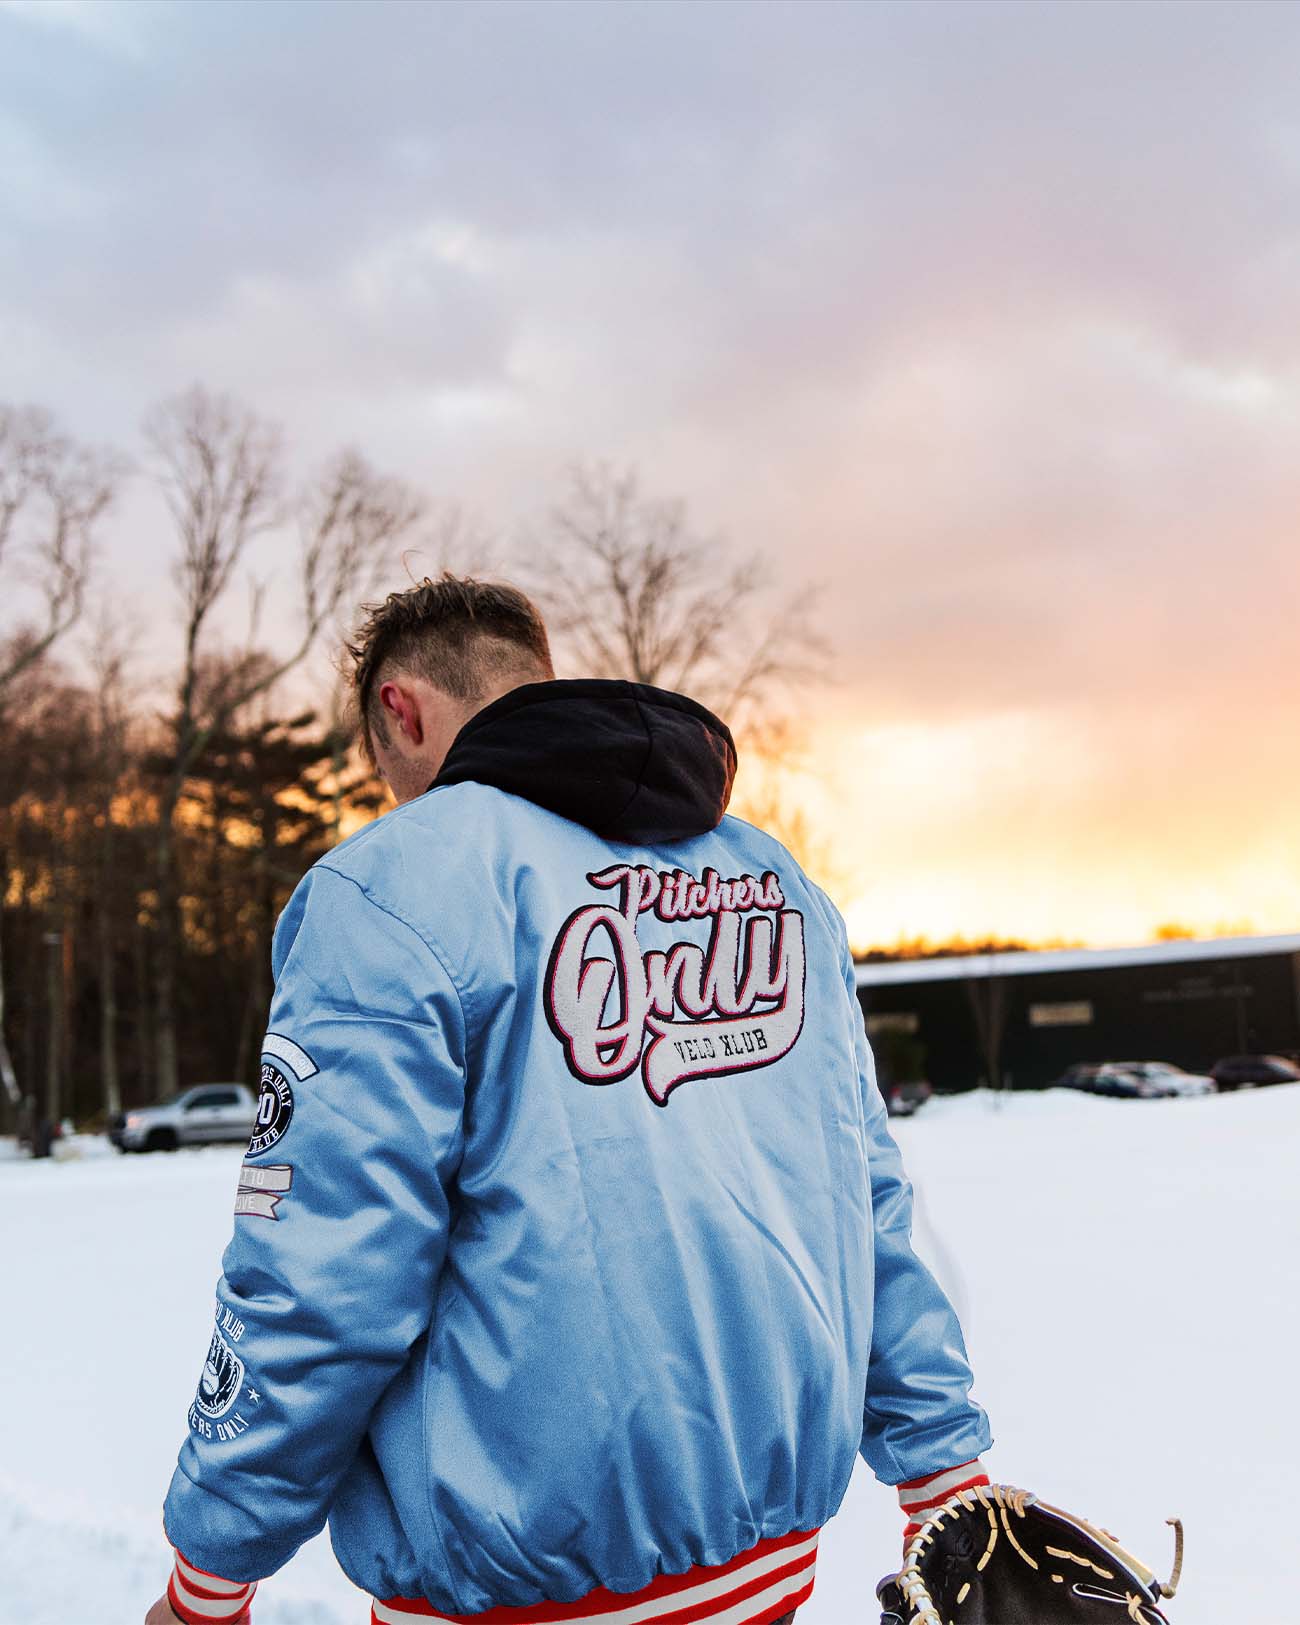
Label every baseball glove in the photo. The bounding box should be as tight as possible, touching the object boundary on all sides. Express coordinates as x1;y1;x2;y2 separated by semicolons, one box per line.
876;1482;1183;1624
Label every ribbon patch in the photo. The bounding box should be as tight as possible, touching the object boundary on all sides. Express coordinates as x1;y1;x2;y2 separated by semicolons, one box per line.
234;1162;293;1219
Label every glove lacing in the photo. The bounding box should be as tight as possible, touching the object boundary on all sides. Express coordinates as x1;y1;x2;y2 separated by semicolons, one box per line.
896;1483;1157;1624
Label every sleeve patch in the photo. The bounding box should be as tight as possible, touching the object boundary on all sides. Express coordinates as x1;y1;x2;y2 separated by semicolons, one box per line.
187;1311;265;1443
261;1032;319;1080
234;1162;293;1219
247;1062;294;1156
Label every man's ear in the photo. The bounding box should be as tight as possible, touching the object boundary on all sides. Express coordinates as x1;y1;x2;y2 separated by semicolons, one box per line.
378;679;424;745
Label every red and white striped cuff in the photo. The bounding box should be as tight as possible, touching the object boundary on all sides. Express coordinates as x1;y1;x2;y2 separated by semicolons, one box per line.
898;1459;990;1535
168;1549;257;1624
370;1525;820;1625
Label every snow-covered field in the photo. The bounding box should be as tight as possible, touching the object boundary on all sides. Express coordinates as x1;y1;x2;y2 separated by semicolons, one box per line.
2;1084;1295;1625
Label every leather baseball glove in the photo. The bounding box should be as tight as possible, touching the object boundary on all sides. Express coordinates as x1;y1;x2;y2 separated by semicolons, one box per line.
876;1482;1183;1623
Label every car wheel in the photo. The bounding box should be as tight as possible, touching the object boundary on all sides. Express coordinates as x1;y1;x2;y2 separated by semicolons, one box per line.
144;1127;179;1153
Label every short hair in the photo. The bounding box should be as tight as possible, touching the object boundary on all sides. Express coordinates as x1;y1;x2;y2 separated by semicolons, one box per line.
346;573;554;763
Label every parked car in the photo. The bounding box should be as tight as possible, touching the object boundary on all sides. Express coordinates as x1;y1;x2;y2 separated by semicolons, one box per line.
108;1083;257;1152
1080;1064;1153;1099
885;1080;933;1118
1051;1063;1103;1092
1108;1062;1216;1098
1210;1054;1300;1090
1058;1061;1211;1099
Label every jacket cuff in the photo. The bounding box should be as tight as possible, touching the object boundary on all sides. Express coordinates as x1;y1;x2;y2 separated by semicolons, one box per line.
164;1459;298;1582
167;1550;257;1624
898;1458;990;1534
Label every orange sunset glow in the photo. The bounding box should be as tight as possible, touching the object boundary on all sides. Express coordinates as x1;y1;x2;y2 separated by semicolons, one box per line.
790;705;1298;953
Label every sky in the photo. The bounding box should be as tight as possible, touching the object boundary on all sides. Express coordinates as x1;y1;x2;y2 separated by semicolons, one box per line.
2;0;1299;951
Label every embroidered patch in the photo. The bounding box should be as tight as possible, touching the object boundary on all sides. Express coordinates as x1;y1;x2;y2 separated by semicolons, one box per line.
188;1310;261;1443
194;1327;243;1420
234;1162;293;1219
261;1032;319;1082
247;1061;294;1157
544;863;807;1107
245;1033;317;1158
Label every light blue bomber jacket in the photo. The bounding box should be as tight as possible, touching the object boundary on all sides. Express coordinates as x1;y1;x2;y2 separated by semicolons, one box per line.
163;678;991;1612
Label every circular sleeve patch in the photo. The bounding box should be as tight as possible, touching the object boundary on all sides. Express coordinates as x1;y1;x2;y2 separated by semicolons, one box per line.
195;1328;244;1420
247;1060;294;1157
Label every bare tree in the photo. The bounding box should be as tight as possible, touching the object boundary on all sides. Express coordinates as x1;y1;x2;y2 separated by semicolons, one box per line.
87;618;137;1119
0;405;120;692
320;501;495;837
0;880;18;1123
0;656;100;1148
145;386;422;1094
532;465;822;731
0;407;117;1128
525;464;829;864
302;448;424;618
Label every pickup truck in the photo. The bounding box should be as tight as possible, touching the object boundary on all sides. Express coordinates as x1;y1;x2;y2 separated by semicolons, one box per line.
108;1083;257;1152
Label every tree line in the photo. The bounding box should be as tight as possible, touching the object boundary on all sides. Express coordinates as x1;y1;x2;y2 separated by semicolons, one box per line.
0;390;823;1150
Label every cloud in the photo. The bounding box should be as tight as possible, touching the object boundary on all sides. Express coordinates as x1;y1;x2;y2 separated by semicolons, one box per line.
2;0;1298;938
0;0;147;55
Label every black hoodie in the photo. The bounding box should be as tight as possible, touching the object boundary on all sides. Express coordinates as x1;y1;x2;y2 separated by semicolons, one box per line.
429;678;737;843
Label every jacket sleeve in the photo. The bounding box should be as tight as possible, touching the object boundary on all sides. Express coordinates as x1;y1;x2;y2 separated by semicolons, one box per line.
828;906;993;1485
162;861;468;1582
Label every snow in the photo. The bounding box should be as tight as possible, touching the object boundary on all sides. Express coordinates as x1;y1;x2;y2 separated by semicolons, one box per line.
2;1083;1295;1624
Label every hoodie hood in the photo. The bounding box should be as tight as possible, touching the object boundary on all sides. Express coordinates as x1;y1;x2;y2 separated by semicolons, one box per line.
428;678;737;842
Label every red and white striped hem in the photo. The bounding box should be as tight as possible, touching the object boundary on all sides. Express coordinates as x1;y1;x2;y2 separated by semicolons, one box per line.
897;1460;989;1533
168;1549;257;1624
370;1527;819;1625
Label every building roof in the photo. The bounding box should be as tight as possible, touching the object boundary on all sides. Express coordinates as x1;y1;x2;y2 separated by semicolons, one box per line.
853;931;1300;988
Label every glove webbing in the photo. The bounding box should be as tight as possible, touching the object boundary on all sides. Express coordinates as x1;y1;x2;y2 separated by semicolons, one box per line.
896;1484;1159;1625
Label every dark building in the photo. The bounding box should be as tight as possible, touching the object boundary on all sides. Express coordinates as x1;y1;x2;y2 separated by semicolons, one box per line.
854;932;1300;1092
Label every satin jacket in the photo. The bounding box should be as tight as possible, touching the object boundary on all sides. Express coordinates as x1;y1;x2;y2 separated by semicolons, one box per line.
163;679;991;1610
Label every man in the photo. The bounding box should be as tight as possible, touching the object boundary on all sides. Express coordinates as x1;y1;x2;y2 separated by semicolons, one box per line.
149;575;991;1625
